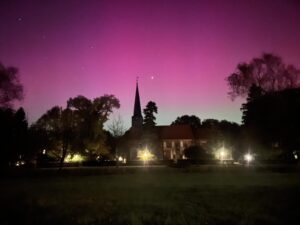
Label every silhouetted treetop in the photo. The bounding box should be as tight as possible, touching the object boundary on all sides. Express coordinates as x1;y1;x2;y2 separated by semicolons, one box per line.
67;95;120;125
143;101;157;127
0;62;23;108
34;94;120;169
171;115;201;129
226;53;300;99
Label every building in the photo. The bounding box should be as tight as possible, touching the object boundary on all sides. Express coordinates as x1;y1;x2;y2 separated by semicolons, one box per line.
121;81;208;161
119;81;235;162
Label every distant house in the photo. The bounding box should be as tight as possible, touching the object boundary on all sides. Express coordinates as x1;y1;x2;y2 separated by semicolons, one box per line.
120;81;210;161
158;125;194;160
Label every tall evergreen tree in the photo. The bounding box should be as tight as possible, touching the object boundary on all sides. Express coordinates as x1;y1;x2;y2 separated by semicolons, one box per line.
143;101;158;127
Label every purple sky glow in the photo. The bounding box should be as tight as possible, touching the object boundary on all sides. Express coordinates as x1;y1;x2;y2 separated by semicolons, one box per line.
1;0;300;129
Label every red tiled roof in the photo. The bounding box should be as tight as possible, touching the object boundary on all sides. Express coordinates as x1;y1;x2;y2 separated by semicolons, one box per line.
124;125;212;140
157;125;194;139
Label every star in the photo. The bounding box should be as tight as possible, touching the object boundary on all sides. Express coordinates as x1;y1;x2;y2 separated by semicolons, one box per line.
150;76;154;80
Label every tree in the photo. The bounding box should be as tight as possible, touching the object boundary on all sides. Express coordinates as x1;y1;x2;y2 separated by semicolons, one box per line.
241;84;263;124
171;115;201;129
0;62;23;108
107;114;126;138
34;106;73;169
184;145;211;161
226;53;300;99
12;108;28;159
143;101;158;127
199;119;241;160
241;87;300;160
0;107;28;167
67;95;120;157
107;115;126;159
201;119;219;128
92;95;121;126
34;95;120;169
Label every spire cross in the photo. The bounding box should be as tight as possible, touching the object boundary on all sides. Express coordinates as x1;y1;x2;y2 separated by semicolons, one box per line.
136;76;139;83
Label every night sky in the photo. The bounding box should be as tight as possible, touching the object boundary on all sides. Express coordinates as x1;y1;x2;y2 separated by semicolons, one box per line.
1;0;300;129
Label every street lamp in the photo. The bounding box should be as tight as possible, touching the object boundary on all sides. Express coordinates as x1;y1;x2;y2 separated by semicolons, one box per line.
244;153;253;166
138;146;153;165
218;146;227;163
220;150;226;159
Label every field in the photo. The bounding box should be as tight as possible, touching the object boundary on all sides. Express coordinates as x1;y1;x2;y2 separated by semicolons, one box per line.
1;166;300;225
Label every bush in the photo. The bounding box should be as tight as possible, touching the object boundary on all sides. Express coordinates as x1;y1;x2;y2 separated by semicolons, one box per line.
184;145;212;161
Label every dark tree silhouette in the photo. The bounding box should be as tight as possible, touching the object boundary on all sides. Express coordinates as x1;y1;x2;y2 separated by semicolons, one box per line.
0;107;28;167
171;115;201;129
241;87;300;160
12;107;28;159
184;145;211;160
143;101;157;127
200;119;241;160
241;84;263;124
0;62;23;108
34;95;120;169
67;95;119;158
201;119;220;129
226;53;300;99
34;106;73;169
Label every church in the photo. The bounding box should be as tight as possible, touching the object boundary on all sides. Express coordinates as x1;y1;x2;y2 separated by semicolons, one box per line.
120;81;210;162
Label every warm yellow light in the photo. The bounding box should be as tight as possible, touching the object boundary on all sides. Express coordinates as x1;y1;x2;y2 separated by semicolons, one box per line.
220;151;226;157
137;147;154;161
218;147;227;161
64;154;84;163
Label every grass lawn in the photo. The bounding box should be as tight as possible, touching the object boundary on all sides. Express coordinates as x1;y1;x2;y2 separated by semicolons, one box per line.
1;166;300;225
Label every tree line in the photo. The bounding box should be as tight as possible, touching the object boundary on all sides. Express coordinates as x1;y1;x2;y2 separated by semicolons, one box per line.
1;52;300;167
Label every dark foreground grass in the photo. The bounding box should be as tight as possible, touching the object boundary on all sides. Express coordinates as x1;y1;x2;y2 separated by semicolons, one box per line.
1;166;300;225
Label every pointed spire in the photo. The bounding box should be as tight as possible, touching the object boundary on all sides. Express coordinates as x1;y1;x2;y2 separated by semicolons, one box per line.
133;79;142;116
132;78;143;127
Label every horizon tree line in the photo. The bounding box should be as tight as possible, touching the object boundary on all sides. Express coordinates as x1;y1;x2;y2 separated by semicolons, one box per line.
1;52;300;167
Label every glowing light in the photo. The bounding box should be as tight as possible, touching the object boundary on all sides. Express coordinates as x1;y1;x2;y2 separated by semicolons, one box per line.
42;149;46;155
220;150;226;158
244;153;253;163
137;147;154;162
293;151;298;160
14;160;25;167
217;146;227;161
215;145;233;163
118;156;123;161
64;154;84;163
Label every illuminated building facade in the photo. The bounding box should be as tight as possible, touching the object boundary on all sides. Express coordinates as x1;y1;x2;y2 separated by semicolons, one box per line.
120;81;208;161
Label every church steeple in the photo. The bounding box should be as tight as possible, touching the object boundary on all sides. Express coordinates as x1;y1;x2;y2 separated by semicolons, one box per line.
132;79;143;128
